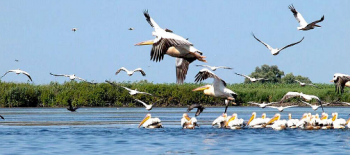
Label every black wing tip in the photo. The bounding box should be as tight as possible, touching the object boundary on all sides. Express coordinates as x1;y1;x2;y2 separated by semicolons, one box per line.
143;9;149;16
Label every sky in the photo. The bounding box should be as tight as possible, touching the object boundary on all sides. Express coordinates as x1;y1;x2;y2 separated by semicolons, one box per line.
0;0;349;84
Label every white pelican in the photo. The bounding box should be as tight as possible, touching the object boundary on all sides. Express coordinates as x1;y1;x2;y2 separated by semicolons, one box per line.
120;86;152;96
192;68;237;113
287;113;299;128
331;112;346;129
266;113;287;130
138;114;162;128
247;112;268;128
310;114;321;127
235;72;269;82
225;113;245;129
134;99;154;111
279;92;324;111
300;101;329;111
212;113;227;128
331;73;350;94
252;33;304;56
50;73;86;81
181;113;198;129
115;67;146;76
319;113;332;129
247;101;277;108
295;80;318;88
195;65;233;71
267;105;298;112
1;69;33;81
187;104;205;117
72;28;77;32
288;4;324;31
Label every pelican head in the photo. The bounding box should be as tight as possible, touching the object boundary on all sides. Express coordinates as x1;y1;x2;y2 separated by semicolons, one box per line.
135;39;154;46
183;113;191;121
300;113;308;120
267;113;280;125
192;85;211;93
225;113;237;126
315;114;319;119
247;112;256;125
138;113;151;128
332;112;338;122
288;113;292;120
321;113;328;120
261;113;266;119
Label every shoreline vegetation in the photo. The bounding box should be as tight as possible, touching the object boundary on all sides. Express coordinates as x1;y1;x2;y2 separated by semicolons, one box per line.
0;80;349;108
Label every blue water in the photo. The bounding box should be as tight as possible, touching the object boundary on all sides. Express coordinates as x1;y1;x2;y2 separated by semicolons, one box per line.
1;107;350;154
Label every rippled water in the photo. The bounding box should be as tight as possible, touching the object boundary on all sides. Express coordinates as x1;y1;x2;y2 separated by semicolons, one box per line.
1;107;350;154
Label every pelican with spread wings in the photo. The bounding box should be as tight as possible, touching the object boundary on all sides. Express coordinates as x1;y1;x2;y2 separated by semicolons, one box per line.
267;105;298;112
187;104;205;117
279;92;324;112
195;65;233;71
1;69;33;81
295;80;318;87
50;73;86;81
248;102;278;108
235;72;269;82
288;4;324;31
115;67;146;76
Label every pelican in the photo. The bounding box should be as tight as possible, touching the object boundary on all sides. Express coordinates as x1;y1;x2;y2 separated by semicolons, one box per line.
0;115;4;120
279;92;324;111
331;73;350;94
138;114;163;128
235;72;269;82
195;65;233;71
247;112;268;128
212;113;228;128
225;113;245;129
252;33;304;56
1;69;32;81
192;68;237;113
181;113;198;129
295;80;318;88
128;28;134;30
267;105;298;112
187;104;205;117
120;86;152;96
247;102;277;108
287;113;299;128
134;99;154;111
67;100;79;112
115;67;146;76
300;101;329;111
266;113;287;130
319;113;333;129
50;73;86;81
331;112;346;129
288;4;324;31
72;28;77;32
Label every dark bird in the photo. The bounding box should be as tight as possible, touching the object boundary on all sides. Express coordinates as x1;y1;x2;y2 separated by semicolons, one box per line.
67;100;79;112
187;104;205;117
0;115;4;120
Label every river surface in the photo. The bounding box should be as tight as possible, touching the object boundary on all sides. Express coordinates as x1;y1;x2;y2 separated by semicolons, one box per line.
1;107;350;155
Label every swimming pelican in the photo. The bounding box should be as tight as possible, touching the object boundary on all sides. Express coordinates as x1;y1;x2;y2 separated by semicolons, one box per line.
187;104;205;117
50;73;86;81
279;92;324;111
331;112;346;129
267;105;298;112
193;68;237;113
252;33;304;56
235;72;269;82
300;101;330;111
331;73;350;94
195;65;233;71
134;99;154;111
295;80;318;88
1;69;33;81
318;113;332;129
181;113;198;129
138;114;163;128
247;112;268;128
212;113;227;128
247;102;277;108
287;113;299;128
288;4;324;31
72;28;77;32
115;67;146;76
225;113;245;129
266;113;287;130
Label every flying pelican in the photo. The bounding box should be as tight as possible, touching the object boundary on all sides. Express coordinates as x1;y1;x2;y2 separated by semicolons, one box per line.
331;73;350;94
187;104;205;117
50;73;86;81
247;102;277;108
235;72;269;82
266;113;287;130
278;92;324;111
192;68;237;113
252;33;304;56
0;115;4;120
300;101;330;111
121;86;152;96
72;28;77;32
181;113;198;129
115;67;146;76
267;105;298;112
295;80;318;87
138;114;163;128
1;69;32;81
225;113;245;129
212;113;228;128
67;100;79;112
128;28;134;30
288;4;324;31
287;113;299;128
195;65;233;71
134;99;154;111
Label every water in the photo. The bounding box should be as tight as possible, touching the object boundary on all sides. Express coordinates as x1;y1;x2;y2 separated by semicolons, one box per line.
1;107;350;154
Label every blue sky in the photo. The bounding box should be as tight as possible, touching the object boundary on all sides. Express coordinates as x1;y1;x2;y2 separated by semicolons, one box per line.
0;0;349;84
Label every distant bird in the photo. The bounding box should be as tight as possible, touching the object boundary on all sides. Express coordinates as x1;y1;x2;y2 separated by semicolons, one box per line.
279;92;324;111
72;28;77;32
267;105;298;112
247;102;278;108
193;68;237;113
115;67;146;76
300;101;330;111
288;4;324;31
138;114;162;128
120;86;153;96
235;72;268;82
15;59;19;62
50;73;86;81
0;115;4;120
187;104;205;117
128;28;134;30
252;33;304;56
1;69;32;81
295;80;318;87
331;73;350;94
67;100;79;112
195;65;233;71
134;99;154;111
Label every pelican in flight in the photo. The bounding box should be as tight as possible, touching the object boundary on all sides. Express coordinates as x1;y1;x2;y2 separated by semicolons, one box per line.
193;68;237;113
121;86;152;96
247;102;277;108
288;4;324;31
295;80;318;87
267;105;298;112
181;113;198;129
331;73;350;94
252;33;304;56
235;72;269;82
300;101;330;111
0;115;4;120
1;69;32;81
195;65;233;71
134;99;154;111
50;73;86;81
279;92;324;111
225;113;245;129
212;113;228;128
115;67;146;76
187;104;205;117
128;28;134;30
138;114;163;128
72;28;77;32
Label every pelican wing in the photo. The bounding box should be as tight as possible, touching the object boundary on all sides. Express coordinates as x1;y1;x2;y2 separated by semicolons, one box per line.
252;33;273;50
285;105;298;108
150;37;192;62
195;68;225;86
308;15;324;26
217;66;233;70
105;80;118;87
247;102;259;106
295;80;302;84
120;86;133;92
137;91;153;96
75;76;86;81
134;68;146;76
279;37;304;52
267;106;278;109
176;58;190;84
279;92;301;103
0;115;4;119
195;65;211;68
187;104;202;112
342;102;350;106
143;10;161;30
300;100;313;107
50;73;69;77
235;72;251;79
21;71;33;81
1;70;14;79
288;4;308;28
115;67;127;75
134;99;149;108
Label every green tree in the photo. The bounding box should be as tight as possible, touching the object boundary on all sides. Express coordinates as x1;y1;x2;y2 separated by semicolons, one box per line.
244;64;284;83
281;73;312;84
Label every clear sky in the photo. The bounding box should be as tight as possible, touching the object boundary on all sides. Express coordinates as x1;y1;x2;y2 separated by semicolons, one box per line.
0;0;349;84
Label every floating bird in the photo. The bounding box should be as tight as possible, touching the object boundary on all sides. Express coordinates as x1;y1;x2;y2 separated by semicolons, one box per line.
235;72;269;82
138;114;163;128
331;112;346;129
0;115;4;120
247;102;278;108
128;28;134;30
67;100;79;112
287;113;299;128
252;33;304;56
193;68;237;113
288;4;324;31
331;73;350;94
300;101;330;111
295;80;318;87
266;113;287;130
195;65;233;71
225;113;245;129
267;105;298;112
50;73;86;81
72;28;77;32
181;113;198;129
247;112;269;128
212;113;228;128
187;104;205;117
279;92;324;111
1;69;32;81
115;67;146;76
134;99;154;111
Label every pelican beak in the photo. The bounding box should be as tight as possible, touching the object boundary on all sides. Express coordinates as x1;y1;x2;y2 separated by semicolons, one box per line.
135;40;154;46
346;118;350;125
192;86;209;91
300;115;307;121
138;115;150;128
320;115;327;120
332;115;337;122
225;115;236;127
315;24;321;27
247;114;255;125
267;115;279;125
330;80;334;83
